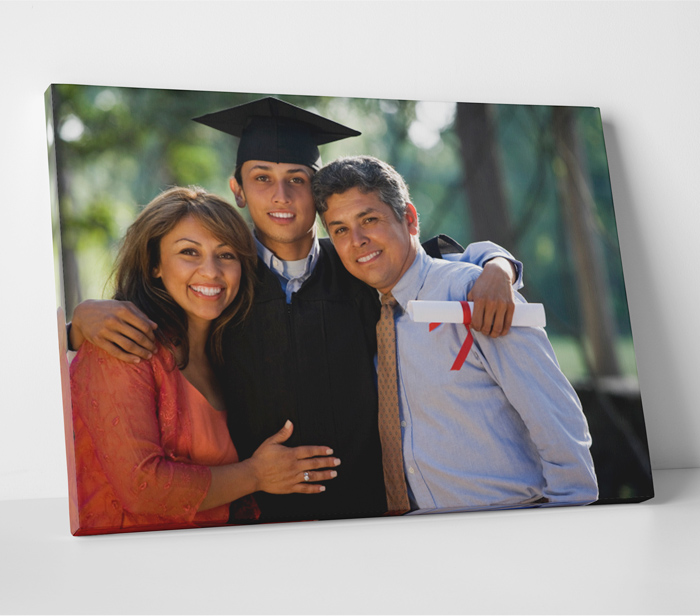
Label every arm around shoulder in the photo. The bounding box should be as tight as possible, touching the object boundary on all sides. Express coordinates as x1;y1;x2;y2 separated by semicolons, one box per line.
70;299;158;363
455;240;524;290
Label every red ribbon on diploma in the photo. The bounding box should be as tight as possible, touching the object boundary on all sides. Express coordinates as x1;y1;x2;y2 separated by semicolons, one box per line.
429;301;474;371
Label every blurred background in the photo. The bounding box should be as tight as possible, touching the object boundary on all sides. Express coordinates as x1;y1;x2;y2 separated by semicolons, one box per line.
46;84;653;504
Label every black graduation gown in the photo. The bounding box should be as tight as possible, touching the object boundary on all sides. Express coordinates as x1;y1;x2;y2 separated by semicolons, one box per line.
221;235;463;524
221;239;386;522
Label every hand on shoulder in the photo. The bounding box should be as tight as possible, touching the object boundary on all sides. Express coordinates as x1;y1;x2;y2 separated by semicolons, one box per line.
467;257;516;338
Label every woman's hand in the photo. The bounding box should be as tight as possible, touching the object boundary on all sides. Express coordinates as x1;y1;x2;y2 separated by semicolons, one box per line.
200;421;339;511
250;420;340;494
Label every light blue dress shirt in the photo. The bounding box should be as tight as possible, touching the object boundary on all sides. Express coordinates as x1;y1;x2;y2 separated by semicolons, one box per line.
254;235;321;303
389;246;598;513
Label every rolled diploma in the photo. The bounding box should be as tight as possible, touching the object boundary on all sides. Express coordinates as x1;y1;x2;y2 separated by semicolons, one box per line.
406;300;546;328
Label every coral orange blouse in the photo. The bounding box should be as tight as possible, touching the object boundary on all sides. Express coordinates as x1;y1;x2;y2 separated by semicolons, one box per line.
70;341;258;535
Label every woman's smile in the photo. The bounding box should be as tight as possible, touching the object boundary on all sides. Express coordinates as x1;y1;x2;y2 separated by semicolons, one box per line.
154;215;242;328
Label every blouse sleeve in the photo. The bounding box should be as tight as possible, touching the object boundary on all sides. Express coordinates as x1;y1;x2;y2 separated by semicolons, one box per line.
70;343;211;523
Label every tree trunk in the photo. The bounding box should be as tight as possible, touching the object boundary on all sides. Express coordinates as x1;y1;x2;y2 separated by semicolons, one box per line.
551;107;621;377
46;86;82;320
455;103;513;249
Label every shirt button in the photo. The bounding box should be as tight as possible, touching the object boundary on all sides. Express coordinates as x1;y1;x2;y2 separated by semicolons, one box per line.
401;421;407;428
408;467;415;474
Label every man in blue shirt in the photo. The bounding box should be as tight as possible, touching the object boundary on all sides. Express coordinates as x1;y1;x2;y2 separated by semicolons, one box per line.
313;155;598;513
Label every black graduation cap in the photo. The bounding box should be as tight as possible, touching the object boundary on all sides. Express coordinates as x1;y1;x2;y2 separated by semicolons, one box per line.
193;97;361;172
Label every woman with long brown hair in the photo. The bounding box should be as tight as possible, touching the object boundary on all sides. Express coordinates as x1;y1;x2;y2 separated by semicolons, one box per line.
69;186;338;535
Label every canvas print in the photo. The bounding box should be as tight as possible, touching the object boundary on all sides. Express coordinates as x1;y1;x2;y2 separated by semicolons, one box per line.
45;85;654;536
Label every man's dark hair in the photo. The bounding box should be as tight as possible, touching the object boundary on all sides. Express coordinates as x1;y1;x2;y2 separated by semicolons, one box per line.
312;156;412;227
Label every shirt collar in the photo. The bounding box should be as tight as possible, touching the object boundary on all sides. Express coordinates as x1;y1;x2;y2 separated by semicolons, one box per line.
383;244;432;312
254;233;321;280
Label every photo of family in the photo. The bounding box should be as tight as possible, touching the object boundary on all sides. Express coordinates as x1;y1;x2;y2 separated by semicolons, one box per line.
45;85;654;536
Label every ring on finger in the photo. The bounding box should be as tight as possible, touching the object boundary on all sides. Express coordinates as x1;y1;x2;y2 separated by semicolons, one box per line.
303;471;310;482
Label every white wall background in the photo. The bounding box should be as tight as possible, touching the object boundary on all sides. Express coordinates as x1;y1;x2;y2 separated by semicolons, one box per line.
1;1;699;505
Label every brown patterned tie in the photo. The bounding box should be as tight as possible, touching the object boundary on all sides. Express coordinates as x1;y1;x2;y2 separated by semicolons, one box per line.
376;292;410;515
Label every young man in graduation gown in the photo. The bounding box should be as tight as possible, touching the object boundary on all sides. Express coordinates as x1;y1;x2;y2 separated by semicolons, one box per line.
69;97;523;523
